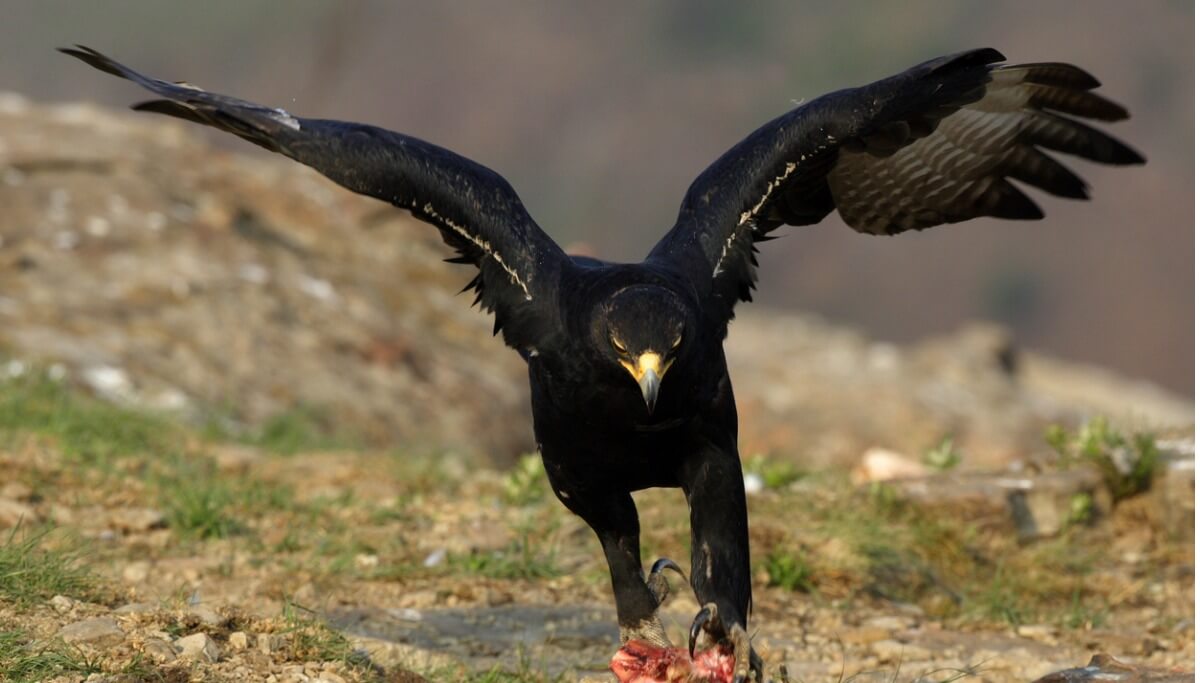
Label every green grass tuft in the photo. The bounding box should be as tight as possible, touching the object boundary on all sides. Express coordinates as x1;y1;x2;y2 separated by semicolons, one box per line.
763;547;815;592
249;405;360;455
744;454;807;490
279;601;371;671
0;372;177;466
503;454;548;506
0;526;100;608
0;630;103;682
159;476;243;540
1047;417;1159;502
448;524;561;581
922;437;963;471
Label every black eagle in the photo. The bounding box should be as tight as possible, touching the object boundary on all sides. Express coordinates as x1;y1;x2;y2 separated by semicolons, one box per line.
63;46;1142;681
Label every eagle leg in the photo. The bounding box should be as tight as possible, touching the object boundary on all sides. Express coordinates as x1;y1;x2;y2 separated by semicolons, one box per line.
678;440;764;682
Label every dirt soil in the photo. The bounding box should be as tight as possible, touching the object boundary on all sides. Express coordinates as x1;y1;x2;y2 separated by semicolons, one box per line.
0;418;1193;682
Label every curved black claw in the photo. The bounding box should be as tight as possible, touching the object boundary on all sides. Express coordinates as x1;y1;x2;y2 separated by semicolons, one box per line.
650;557;687;579
688;602;718;658
646;557;687;606
688;602;764;682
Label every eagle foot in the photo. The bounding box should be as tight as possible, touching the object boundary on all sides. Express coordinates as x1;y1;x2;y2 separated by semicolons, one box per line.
688;602;764;683
620;557;688;648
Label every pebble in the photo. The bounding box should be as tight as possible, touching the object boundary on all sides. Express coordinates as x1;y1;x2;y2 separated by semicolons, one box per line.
839;626;890;645
1031;653;1194;683
122;561;151;583
862;615;916;631
108;507;167;532
58;617;125;646
423;548;447;568
142;637;177;663
229;631;250;650
49;594;77;613
852;447;931;484
743;472;764;494
1017;624;1059;643
188;604;224;627
259;632;285;654
176;632;221;663
870;638;931;663
82;364;133;401
114;601;157;614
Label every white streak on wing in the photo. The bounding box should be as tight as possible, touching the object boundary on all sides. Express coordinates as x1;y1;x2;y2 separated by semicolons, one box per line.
269;107;300;131
712;161;797;277
423;203;533;301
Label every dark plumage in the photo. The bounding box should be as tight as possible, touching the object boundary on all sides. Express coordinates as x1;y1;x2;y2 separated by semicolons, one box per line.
62;45;1143;682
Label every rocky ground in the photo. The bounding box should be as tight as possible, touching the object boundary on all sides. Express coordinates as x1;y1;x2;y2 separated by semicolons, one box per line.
0;97;1194;682
0;374;1193;682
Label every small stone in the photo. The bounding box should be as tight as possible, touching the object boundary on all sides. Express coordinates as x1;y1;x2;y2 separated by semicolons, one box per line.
743;472;764;495
142;637;177;663
176;632;221;663
840;626;890;645
229;631;250;650
258;632;285;654
49;594;77;613
114;602;157;614
1007;468;1108;541
1017;624;1058;643
109;508;167;533
315;674;347;683
852;447;931;484
58;617;124;646
281;663;309;682
870;638;931;663
122;561;151;584
422;548;446;568
862;615;915;631
188;604;223;626
1032;653;1193;683
354;553;379;570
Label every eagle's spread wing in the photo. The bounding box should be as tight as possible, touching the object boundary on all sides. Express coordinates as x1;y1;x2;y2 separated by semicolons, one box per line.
648;48;1144;323
61;45;567;350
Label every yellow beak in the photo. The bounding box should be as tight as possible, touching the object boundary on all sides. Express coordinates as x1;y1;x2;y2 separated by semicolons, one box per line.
621;352;672;413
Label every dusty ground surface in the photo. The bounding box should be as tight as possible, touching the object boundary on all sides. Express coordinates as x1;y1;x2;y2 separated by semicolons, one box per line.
0;379;1192;681
0;98;1193;682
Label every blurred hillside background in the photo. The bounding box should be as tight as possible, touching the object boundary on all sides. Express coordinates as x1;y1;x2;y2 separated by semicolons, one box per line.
1;0;1193;396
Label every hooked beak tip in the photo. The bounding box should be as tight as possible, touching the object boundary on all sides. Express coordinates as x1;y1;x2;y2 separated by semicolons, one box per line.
639;369;661;414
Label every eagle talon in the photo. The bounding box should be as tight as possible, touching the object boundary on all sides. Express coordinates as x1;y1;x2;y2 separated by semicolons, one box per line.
687;602;719;658
646;557;687;607
650;557;687;579
687;602;763;682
